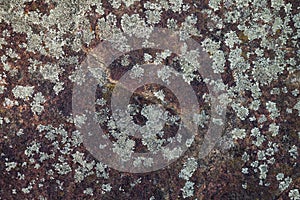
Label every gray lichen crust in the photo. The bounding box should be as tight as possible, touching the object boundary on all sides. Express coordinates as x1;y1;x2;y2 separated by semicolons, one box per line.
0;0;299;199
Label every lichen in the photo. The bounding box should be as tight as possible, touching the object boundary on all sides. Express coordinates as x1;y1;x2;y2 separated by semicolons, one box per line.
1;0;299;198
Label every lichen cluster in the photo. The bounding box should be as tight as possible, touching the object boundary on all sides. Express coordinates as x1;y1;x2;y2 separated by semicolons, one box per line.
0;0;299;199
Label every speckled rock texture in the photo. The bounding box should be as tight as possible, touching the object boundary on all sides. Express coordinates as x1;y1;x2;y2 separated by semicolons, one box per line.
0;0;299;199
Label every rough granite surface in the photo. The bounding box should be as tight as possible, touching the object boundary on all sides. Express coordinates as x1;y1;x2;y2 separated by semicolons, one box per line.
0;0;299;199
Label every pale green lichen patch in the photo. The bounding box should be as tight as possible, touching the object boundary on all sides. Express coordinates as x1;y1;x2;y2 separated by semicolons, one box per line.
179;157;198;180
30;92;46;115
12;85;35;100
231;128;247;140
181;181;194;198
289;189;300;200
293;100;300;116
39;64;63;83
